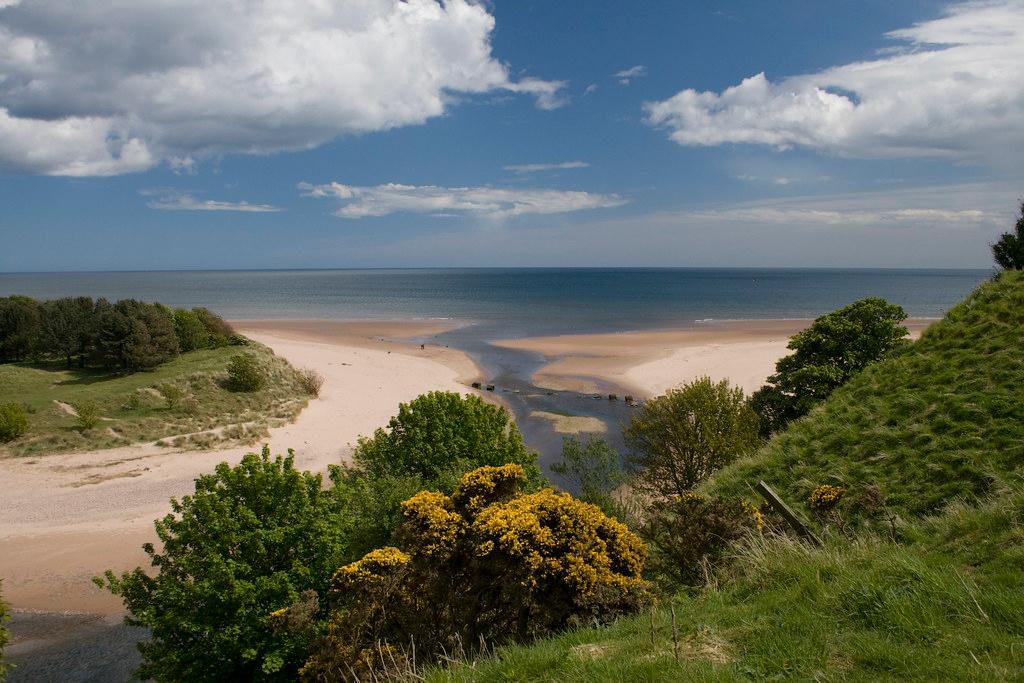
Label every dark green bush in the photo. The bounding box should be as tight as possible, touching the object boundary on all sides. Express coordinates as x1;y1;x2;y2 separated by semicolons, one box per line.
0;402;28;441
641;492;763;588
992;201;1024;270
227;353;266;391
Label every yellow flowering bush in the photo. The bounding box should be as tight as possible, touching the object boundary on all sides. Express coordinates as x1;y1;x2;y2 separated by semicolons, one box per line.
809;484;846;512
300;464;649;680
641;492;764;588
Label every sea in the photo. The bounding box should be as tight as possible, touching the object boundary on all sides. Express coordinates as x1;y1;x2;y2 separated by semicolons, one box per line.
0;268;990;463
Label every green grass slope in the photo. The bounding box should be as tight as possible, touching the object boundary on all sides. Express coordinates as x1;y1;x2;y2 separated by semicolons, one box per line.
0;342;309;456
431;271;1024;682
709;270;1024;519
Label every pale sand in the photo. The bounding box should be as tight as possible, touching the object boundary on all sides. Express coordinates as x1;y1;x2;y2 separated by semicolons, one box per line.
529;411;607;434
0;321;482;615
494;320;932;398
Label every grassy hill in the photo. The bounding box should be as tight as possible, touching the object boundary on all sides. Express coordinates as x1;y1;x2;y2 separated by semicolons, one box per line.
430;271;1024;681
0;341;310;456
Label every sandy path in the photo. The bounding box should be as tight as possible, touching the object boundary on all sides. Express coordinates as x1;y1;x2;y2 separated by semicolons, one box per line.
0;324;482;614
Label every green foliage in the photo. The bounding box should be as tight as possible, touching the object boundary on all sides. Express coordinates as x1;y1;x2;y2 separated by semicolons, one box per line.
641;493;763;588
299;465;648;680
172;309;209;352
624;377;761;500
0;295;42;362
227;353;267;391
710;271;1024;521
750;297;908;434
0;402;28;442
0;581;8;681
157;383;182;410
193;307;235;347
40;297;93;366
96;446;351;682
352;391;540;485
551;436;629;520
74;400;100;431
992;201;1024;270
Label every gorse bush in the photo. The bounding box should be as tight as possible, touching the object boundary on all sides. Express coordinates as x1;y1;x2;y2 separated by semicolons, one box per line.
0;402;28;442
641;492;764;588
750;297;908;435
298;464;648;681
624;377;760;500
97;446;350;682
227;353;266;391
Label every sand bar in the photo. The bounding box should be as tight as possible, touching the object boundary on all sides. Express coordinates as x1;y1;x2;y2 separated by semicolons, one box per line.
493;319;933;397
0;321;482;614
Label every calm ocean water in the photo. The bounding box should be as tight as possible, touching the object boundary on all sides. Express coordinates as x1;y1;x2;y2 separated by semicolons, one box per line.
0;268;990;337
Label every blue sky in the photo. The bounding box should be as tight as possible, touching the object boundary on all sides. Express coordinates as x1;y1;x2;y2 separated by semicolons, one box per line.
1;0;1021;271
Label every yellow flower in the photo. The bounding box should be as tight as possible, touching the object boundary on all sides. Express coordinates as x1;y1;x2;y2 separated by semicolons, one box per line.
808;484;846;511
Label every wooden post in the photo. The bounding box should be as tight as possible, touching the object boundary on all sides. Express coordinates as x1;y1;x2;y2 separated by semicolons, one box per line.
755;480;821;546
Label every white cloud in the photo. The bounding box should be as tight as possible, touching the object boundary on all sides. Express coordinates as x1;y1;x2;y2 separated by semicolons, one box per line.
0;0;564;176
146;191;281;213
614;65;646;85
503;161;590;174
646;1;1024;162
299;181;626;219
584;83;599;95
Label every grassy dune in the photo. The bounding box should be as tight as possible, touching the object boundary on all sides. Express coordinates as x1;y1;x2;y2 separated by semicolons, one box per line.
0;341;310;456
432;271;1024;681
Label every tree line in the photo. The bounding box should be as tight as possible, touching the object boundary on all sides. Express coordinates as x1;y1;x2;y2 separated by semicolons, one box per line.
0;295;236;370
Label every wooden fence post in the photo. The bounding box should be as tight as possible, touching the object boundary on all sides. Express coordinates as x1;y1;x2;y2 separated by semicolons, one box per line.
755;480;822;546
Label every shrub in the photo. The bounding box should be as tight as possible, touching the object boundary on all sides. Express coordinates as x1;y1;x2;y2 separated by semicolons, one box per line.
750;297;908;435
641;492;763;588
992;201;1024;270
96;447;351;681
158;383;182;410
172;309;209;351
624;377;760;500
227;353;266;391
74;400;100;431
193;307;235;347
180;395;200;417
352;391;539;485
0;402;28;442
551;436;630;521
0;581;8;680
297;368;324;397
298;465;648;680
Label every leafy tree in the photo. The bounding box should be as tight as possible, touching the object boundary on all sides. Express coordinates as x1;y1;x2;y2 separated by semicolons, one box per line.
551;436;629;519
96;447;351;682
0;402;28;442
0;295;42;362
992;201;1024;270
228;353;267;391
193;307;235;347
352;391;539;485
93;300;179;370
624;377;761;500
298;465;648;680
750;297;908;434
172;308;209;351
40;297;93;366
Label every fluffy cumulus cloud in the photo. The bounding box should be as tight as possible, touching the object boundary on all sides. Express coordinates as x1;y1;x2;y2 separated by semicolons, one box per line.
646;1;1024;161
299;182;627;219
0;0;564;176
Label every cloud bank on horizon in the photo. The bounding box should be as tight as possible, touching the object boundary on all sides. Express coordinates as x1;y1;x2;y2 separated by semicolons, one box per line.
645;0;1024;162
0;0;563;176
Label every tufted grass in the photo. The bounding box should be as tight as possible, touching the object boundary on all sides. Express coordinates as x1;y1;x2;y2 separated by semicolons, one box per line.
0;340;310;456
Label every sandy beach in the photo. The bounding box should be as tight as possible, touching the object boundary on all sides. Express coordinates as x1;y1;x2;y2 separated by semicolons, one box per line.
0;320;482;615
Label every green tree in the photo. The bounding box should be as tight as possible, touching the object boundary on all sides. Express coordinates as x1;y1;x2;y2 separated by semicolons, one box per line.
992;201;1024;270
0;402;28;442
551;436;628;518
351;391;539;485
624;377;761;500
173;308;210;351
96;447;351;682
40;297;93;366
750;297;908;434
193;307;235;347
0;295;42;362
